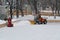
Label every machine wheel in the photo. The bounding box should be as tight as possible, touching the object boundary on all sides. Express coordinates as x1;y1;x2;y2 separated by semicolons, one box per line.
38;22;42;24
44;20;47;24
35;20;40;24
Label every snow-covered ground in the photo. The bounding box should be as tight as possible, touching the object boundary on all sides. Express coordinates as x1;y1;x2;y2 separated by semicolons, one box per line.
0;11;60;40
0;21;60;40
0;20;6;24
0;15;60;40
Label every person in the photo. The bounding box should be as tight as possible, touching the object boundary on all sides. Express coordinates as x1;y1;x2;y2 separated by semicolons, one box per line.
34;14;41;24
38;14;41;18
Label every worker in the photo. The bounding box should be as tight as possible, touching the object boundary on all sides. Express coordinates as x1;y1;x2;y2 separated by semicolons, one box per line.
34;14;40;24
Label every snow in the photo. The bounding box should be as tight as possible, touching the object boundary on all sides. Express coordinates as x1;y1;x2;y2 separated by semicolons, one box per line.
12;15;34;21
41;10;53;13
41;16;60;20
0;20;60;40
0;15;60;40
16;20;31;25
13;15;60;20
0;20;6;24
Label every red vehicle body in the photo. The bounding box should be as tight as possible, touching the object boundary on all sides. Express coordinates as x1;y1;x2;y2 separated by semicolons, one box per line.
38;17;47;24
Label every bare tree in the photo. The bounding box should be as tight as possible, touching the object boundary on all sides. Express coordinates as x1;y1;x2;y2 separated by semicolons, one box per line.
10;0;13;19
16;0;19;18
20;0;24;17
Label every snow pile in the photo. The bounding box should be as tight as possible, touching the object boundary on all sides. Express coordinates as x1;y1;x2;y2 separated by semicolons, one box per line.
0;20;6;24
41;10;53;13
12;18;20;22
13;15;60;21
17;20;31;25
13;15;34;21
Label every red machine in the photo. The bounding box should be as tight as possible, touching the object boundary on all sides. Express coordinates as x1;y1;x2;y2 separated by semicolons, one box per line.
34;14;47;24
7;17;13;27
34;17;47;24
38;17;47;24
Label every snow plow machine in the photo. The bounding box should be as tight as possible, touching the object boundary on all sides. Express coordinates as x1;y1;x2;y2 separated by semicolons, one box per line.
30;15;47;25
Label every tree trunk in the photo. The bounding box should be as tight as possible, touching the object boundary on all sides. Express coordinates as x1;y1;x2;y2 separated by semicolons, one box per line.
20;0;24;17
10;2;13;19
33;0;38;14
58;9;60;16
16;0;19;18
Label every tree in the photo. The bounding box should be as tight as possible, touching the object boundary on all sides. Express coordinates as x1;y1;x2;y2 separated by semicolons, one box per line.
16;0;19;18
9;0;13;19
47;0;56;19
57;0;60;16
20;0;24;17
28;0;38;14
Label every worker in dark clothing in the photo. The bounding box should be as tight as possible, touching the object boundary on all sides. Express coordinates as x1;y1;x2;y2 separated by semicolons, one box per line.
34;14;41;24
